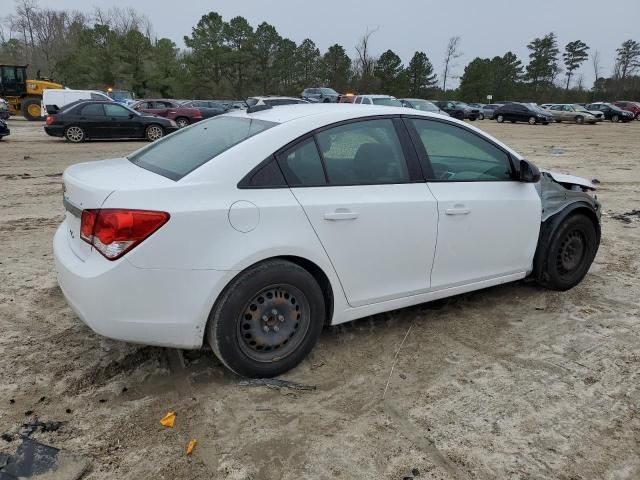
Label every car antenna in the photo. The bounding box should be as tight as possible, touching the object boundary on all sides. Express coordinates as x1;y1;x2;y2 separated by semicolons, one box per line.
246;105;273;114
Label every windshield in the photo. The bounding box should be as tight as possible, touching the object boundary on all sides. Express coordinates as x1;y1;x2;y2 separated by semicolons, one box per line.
129;116;277;180
320;88;338;95
372;97;403;107
409;100;439;112
110;91;133;101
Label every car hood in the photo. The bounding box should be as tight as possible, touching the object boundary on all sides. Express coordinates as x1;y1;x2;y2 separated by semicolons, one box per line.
542;170;596;191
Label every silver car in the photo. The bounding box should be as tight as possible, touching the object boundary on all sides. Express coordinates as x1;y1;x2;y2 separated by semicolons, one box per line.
546;104;599;124
481;104;502;120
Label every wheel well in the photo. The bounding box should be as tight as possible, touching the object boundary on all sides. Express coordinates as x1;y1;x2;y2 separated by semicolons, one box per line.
533;204;600;281
207;255;335;333
280;256;334;326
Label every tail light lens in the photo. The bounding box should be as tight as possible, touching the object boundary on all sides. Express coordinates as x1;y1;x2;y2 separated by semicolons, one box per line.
45;115;55;125
80;209;169;260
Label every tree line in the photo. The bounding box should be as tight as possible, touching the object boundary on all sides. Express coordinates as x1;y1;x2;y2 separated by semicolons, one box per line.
1;1;639;102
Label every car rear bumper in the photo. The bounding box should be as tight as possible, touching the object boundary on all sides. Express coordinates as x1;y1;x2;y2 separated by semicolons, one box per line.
44;125;65;137
53;222;229;349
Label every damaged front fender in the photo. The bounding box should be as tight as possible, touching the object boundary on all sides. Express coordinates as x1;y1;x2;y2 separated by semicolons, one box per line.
536;170;601;222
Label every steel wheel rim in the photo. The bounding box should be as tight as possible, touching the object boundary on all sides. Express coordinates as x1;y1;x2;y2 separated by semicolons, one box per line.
147;126;163;141
557;229;586;274
237;284;311;363
67;127;83;142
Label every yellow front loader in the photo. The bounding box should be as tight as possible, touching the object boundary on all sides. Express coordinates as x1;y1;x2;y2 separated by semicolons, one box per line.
0;64;63;120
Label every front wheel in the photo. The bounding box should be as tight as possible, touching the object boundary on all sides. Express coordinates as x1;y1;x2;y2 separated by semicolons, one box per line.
207;260;325;378
528;116;537;125
145;124;164;142
536;213;599;291
496;114;504;123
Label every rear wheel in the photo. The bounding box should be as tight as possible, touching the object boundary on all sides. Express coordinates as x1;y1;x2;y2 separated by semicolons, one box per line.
64;125;85;143
575;116;584;125
611;114;620;123
536;213;598;291
22;97;42;121
496;114;504;123
175;117;190;128
478;113;485;120
145;124;164;142
528;116;537;125
207;260;325;378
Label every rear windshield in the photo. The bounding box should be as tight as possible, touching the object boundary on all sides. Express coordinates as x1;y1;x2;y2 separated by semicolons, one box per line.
129;116;277;180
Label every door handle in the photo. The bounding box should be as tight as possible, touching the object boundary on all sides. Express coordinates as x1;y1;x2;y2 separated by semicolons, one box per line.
445;206;470;215
324;210;359;221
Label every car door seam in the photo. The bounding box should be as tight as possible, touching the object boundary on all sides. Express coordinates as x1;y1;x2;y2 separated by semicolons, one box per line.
424;182;440;288
288;187;352;307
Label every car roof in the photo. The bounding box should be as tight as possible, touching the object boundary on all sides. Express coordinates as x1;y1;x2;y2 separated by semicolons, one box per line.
249;96;302;100
227;103;429;124
359;94;396;99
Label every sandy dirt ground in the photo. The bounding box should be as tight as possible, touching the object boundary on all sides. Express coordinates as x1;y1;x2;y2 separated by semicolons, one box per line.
0;117;638;480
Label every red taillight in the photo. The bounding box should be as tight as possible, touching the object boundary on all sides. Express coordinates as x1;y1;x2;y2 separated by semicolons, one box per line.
45;115;55;125
80;209;169;260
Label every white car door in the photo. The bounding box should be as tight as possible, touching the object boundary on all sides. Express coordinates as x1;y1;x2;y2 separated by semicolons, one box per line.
406;117;541;290
277;118;438;307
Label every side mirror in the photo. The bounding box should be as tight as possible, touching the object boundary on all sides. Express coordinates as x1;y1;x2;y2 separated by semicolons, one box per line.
519;159;540;183
128;113;135;119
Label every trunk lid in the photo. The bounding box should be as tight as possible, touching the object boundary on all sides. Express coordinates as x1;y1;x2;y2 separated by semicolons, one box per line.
62;158;174;261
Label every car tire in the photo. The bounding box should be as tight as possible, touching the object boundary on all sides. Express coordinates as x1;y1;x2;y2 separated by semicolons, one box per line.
636;112;640;121
478;113;485;120
496;114;504;123
510;120;516;123
145;124;165;142
175;117;190;128
207;259;325;378
528;116;537;125
611;114;619;123
575;116;584;125
535;213;599;291
64;125;85;143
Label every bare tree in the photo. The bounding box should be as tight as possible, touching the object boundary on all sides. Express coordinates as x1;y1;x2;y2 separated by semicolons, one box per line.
92;6;152;38
442;36;462;91
591;50;601;96
354;26;379;91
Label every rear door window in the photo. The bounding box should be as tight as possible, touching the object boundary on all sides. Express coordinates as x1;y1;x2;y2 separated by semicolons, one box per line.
129;116;277;180
315;119;409;185
80;103;105;116
277;138;327;186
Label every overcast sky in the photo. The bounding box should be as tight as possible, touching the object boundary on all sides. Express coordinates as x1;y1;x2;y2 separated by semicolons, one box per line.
2;0;639;87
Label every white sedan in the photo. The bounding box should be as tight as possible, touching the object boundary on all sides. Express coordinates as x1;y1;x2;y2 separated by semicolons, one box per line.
54;104;601;377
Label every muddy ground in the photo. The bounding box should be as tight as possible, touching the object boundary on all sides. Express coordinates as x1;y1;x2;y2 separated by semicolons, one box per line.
0;117;638;480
